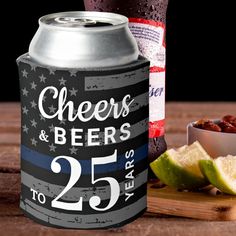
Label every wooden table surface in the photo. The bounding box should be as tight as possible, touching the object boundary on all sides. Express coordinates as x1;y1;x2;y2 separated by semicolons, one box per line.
1;102;236;236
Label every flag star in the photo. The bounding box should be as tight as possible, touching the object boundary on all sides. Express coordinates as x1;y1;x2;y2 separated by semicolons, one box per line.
49;89;55;94
31;137;38;146
49;143;56;152
22;69;28;78
30;64;36;71
30;100;37;109
49;124;55;133
49;68;56;75
69;87;78;96
59;118;66;125
69;70;77;77
39;74;47;83
22;124;29;133
30;81;37;90
22;106;29;115
70;126;76;132
48;105;56;113
42;95;47;102
73;109;77;116
39;114;46;121
22;87;29;96
59;77;66;86
69;146;78;155
30;119;37;128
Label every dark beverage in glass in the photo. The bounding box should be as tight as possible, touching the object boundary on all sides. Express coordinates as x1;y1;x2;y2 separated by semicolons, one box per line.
84;0;168;178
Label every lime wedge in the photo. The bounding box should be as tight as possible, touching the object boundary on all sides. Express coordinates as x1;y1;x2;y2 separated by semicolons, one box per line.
199;156;236;195
150;141;211;190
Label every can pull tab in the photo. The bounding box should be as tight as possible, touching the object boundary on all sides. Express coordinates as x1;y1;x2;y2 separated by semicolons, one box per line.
55;17;97;26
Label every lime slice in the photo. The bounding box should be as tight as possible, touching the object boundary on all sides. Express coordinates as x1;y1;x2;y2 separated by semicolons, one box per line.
150;141;211;190
199;156;236;195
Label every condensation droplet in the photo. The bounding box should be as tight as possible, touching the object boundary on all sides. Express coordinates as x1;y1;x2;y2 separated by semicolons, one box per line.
150;5;155;11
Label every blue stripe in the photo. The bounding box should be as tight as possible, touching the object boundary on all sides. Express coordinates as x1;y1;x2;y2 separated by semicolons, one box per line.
21;144;148;175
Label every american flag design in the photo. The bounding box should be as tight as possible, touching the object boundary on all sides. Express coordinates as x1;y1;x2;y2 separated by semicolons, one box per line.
17;54;149;229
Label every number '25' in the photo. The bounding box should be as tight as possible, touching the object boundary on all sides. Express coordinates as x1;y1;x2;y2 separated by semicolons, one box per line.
50;150;120;211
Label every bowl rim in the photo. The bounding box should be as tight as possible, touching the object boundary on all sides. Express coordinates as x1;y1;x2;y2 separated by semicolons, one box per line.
187;119;236;136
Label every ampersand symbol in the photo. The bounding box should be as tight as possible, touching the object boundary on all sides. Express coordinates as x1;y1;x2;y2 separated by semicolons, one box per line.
39;130;49;143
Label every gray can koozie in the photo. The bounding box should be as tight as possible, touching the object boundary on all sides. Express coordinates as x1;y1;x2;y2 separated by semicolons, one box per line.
17;54;149;229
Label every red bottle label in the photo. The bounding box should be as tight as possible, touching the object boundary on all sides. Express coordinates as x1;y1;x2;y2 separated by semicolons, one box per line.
129;18;166;138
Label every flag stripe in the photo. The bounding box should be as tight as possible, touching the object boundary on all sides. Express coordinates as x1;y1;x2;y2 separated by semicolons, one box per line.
21;157;147;187
20;195;146;229
21;182;147;215
82;79;149;104
21;143;147;174
22;131;148;161
21;169;147;202
85;66;149;91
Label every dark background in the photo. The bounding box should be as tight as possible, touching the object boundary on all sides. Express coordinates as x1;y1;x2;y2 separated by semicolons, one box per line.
1;0;235;101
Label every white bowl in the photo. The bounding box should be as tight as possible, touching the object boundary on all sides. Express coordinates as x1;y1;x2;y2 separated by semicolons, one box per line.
187;120;236;158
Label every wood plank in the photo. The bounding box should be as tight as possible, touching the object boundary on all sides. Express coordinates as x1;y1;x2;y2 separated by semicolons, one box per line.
166;102;236;118
0;215;235;236
0;145;20;172
0;133;20;145
147;183;236;221
0;102;20;112
0;173;20;198
0;202;22;216
0;173;21;216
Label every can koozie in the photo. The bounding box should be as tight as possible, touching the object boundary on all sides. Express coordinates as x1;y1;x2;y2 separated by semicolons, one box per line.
17;54;149;229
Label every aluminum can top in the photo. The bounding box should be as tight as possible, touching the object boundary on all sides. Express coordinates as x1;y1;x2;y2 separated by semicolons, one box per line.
29;11;139;68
